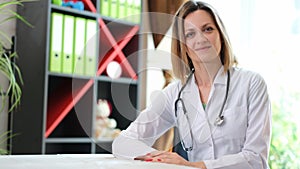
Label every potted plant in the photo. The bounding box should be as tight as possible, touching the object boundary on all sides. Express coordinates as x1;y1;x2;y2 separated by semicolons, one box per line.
0;0;33;155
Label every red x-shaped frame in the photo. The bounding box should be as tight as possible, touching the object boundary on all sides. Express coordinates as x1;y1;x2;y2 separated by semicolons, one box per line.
45;0;140;138
84;0;139;79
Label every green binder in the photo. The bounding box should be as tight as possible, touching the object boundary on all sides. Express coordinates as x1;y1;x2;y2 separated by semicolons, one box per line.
133;0;141;23
73;17;86;75
101;0;111;17
49;12;63;73
110;0;119;18
118;0;127;19
84;19;97;76
62;15;75;74
125;0;133;22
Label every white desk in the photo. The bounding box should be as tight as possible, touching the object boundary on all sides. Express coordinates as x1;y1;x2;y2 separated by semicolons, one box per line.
0;154;197;169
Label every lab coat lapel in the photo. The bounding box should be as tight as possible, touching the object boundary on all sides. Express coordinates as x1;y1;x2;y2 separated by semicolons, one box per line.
181;75;204;116
180;75;208;143
179;67;228;122
207;67;228;124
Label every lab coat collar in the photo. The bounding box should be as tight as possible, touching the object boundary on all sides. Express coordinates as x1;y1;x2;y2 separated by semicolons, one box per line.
213;66;228;85
178;66;229;124
184;66;227;91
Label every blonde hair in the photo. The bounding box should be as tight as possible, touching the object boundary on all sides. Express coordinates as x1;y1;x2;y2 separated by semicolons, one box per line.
171;1;237;84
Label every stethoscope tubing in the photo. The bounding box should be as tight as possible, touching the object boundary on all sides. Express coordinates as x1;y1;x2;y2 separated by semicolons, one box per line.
174;69;230;151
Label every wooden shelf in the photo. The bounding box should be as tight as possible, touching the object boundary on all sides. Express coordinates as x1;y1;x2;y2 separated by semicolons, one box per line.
45;138;93;143
45;0;140;138
12;0;143;154
46;78;94;138
51;4;99;18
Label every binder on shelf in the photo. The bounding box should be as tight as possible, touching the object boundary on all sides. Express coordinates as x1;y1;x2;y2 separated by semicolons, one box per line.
118;0;127;19
83;0;139;80
125;0;133;22
133;0;141;23
73;17;86;75
49;12;63;73
84;19;97;76
110;0;119;18
62;15;75;74
100;0;110;17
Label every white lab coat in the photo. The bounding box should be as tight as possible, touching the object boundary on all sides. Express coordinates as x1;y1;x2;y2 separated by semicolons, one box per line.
112;67;272;169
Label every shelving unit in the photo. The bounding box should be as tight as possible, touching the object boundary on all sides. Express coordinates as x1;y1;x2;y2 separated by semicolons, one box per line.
10;0;144;154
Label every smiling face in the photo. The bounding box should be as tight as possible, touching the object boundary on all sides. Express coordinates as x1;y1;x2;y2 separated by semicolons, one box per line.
184;10;222;64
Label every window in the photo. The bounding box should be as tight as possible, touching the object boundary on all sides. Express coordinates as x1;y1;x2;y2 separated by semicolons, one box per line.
146;1;300;167
205;0;300;168
147;0;300;167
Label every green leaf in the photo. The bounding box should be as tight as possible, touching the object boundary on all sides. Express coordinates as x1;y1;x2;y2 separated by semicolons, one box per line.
0;0;37;155
0;130;19;155
6;9;34;28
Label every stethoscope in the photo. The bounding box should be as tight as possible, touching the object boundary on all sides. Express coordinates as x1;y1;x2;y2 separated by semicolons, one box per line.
174;68;230;151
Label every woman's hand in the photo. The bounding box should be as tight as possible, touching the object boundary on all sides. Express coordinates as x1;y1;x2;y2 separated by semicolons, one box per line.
134;151;206;169
135;151;188;165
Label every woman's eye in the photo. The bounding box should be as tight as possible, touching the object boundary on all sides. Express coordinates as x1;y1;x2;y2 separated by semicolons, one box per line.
185;32;195;38
203;27;214;32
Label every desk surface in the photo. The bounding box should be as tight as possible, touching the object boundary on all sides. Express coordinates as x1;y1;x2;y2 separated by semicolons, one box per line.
0;154;197;169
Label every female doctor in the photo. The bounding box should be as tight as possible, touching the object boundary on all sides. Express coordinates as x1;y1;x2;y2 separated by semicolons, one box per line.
112;1;272;169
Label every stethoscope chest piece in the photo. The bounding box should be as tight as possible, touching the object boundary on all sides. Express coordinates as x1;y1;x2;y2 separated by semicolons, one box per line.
214;116;224;126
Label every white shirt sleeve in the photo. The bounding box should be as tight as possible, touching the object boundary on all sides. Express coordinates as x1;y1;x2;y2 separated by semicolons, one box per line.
112;131;157;159
112;82;179;159
204;72;272;169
